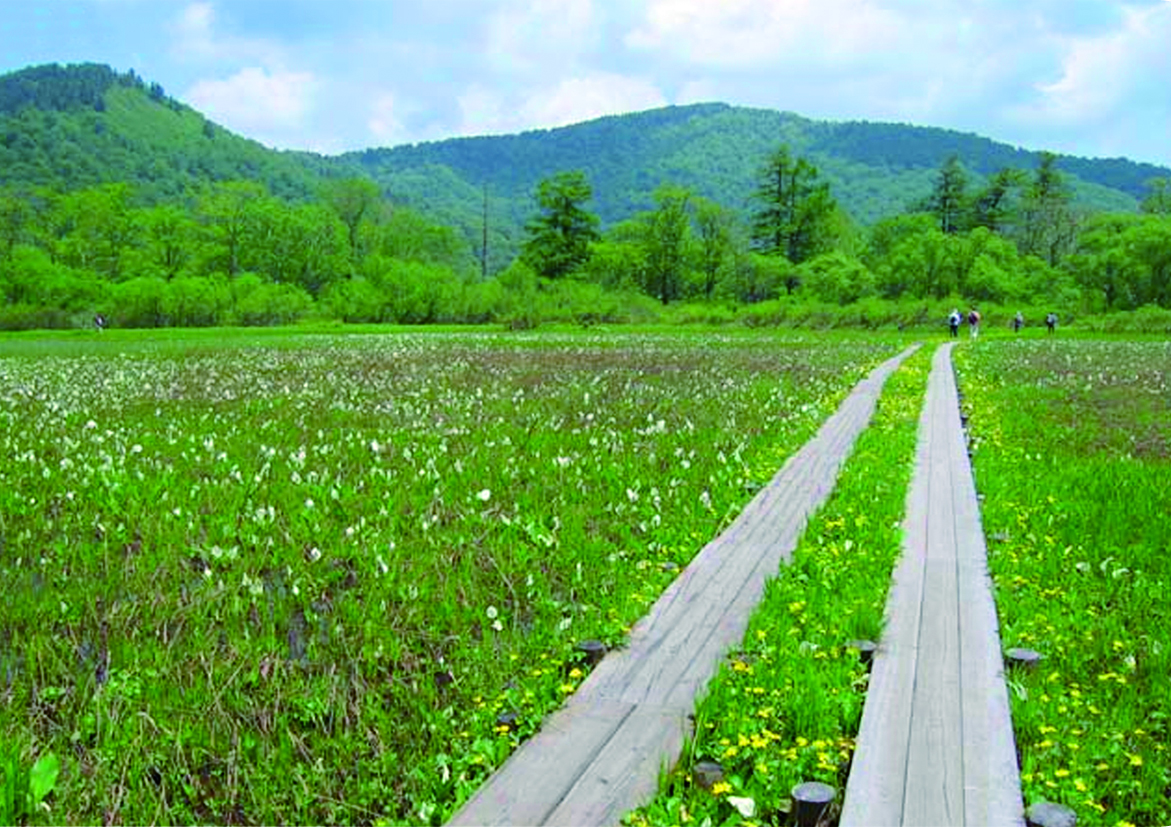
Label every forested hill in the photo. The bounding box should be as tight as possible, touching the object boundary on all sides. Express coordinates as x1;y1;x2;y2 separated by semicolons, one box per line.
346;101;1167;230
0;63;340;201
3;62;1169;241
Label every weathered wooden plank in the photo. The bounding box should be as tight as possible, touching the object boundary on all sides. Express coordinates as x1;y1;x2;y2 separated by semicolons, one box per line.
840;348;938;826
448;345;918;827
447;698;635;826
544;707;690;826
840;343;1023;827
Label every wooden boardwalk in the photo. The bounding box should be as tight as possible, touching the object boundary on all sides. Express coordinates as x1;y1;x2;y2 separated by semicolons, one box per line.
840;343;1023;826
449;345;918;827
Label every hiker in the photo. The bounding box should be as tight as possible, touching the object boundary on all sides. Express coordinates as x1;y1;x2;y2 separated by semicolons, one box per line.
948;308;961;338
1046;312;1058;334
1013;311;1024;333
94;312;107;332
968;308;981;339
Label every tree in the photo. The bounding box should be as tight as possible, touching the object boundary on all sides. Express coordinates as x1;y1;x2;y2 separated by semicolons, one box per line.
521;171;600;279
1018;153;1077;266
0;188;32;259
321;177;382;262
638;184;692;304
692;197;737;300
1141;178;1171;215
927;155;969;234
751;145;837;265
196;180;268;277
970;167;1026;235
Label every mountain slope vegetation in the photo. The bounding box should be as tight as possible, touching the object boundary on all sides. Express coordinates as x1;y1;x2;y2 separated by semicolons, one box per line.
2;62;1170;331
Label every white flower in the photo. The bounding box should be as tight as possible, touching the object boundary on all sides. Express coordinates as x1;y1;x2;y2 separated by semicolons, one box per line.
477;489;492;502
305;498;314;509
486;606;498;620
728;796;756;818
492;620;504;632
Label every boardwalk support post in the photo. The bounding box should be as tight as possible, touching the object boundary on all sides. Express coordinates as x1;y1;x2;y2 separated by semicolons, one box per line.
1026;801;1077;827
791;781;835;827
1005;647;1043;670
692;760;723;790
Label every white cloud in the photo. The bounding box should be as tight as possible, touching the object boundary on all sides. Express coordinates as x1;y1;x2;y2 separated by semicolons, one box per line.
367;93;410;146
483;0;598;73
169;1;284;67
626;0;905;69
519;73;668;128
1023;4;1169;125
456;73;668;137
186;67;319;147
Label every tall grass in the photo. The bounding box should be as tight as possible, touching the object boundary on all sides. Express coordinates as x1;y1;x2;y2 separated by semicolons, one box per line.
0;328;905;824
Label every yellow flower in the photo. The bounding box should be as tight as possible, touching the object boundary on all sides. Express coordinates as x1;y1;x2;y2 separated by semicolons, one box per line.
568;667;583;679
1128;753;1143;767
1055;769;1070;778
710;781;732;796
724;746;739;758
1074;779;1087;792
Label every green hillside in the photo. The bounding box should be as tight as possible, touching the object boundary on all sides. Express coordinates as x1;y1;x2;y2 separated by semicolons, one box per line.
2;62;1170;330
0;63;341;201
3;62;1166;249
347;102;1159;235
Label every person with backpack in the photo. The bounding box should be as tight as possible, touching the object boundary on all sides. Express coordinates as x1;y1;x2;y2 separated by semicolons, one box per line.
968;308;981;339
1013;311;1024;333
1046;312;1058;333
948;308;962;338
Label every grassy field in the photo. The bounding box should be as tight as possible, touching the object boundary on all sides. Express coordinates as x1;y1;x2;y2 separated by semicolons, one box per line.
0;327;904;825
628;345;931;827
955;338;1171;827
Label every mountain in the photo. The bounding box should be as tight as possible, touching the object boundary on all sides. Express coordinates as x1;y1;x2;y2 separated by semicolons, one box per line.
347;102;1163;232
3;62;1168;270
0;63;342;201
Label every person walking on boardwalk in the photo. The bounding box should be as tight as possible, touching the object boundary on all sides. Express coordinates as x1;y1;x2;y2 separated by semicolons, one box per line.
948;308;962;338
968;308;981;339
1046;311;1058;334
1013;311;1024;333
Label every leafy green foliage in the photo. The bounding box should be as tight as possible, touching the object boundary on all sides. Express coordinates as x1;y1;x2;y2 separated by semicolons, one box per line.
0;328;901;824
1;749;60;826
521;171;600;279
955;340;1171;827
751;146;839;264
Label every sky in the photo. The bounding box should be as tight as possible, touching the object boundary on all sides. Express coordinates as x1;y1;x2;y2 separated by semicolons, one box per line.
1;0;1170;167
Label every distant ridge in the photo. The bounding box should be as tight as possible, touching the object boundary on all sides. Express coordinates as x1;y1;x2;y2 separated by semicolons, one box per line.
2;62;1167;263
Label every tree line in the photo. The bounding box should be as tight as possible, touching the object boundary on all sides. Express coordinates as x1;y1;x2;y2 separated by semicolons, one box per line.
2;146;1170;330
517;149;1171;315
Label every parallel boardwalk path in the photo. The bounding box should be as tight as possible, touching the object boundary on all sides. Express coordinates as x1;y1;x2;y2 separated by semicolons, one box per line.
449;345;919;827
841;343;1023;826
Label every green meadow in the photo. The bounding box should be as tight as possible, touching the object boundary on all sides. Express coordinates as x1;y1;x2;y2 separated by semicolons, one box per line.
2;328;1167;826
0;327;900;825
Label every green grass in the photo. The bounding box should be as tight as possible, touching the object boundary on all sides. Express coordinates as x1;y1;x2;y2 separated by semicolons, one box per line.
627;345;932;827
0;327;907;824
954;338;1171;827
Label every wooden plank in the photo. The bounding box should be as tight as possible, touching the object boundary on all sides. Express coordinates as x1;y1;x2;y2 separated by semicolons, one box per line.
544;707;690;826
447;698;635;826
840;348;938;826
841;344;1023;827
448;345;918;827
